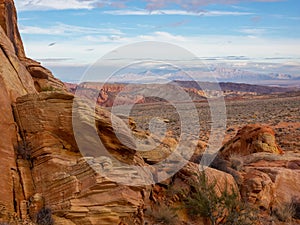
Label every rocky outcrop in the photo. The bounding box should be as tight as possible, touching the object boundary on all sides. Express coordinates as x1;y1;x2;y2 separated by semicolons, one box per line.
0;23;36;212
145;162;239;225
66;82;207;108
240;152;300;213
220;124;283;159
67;82;146;107
214;125;300;223
0;0;65;92
0;0;25;58
13;91;149;224
21;57;66;91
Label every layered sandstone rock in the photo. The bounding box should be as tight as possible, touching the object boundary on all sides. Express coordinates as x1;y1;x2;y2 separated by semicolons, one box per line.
216;125;300;222
0;1;65;213
240;152;300;213
145;162;239;225
0;24;36;212
21;57;66;91
220;124;283;159
0;0;25;58
0;0;66;91
14;91;151;224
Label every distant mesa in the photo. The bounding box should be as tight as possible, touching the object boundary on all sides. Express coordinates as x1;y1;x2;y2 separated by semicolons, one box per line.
66;80;296;107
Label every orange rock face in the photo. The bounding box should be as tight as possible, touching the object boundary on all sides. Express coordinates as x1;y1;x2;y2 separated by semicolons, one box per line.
220;124;283;159
14;91;149;224
0;0;25;58
240;152;300;218
0;0;66;92
0;0;64;216
0;20;36;212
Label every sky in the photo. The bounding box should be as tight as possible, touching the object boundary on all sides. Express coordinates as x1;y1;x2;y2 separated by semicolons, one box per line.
14;0;300;82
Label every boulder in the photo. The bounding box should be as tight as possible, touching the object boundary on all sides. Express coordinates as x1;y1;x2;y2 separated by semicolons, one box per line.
220;124;283;159
240;152;300;218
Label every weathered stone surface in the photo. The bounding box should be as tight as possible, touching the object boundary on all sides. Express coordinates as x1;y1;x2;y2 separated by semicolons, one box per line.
241;169;274;209
220;124;283;159
15;91;151;224
21;58;66;92
0;0;65;92
0;27;36;97
145;162;239;225
240;152;300;215
0;23;36;211
0;0;25;58
1;1;300;225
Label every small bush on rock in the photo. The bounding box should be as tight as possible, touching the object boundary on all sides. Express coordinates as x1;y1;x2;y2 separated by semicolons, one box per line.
183;171;257;225
146;203;177;225
36;208;54;225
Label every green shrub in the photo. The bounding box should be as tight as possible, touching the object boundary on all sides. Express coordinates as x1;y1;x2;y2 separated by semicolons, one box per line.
146;203;177;225
183;171;256;225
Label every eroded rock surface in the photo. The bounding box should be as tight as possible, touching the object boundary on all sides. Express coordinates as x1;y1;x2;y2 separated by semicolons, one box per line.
0;0;65;91
220;124;283;159
14;91;150;224
241;152;300;213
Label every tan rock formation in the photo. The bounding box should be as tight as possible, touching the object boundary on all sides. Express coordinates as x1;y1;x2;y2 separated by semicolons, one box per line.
14;91;151;224
0;23;36;212
21;57;66;91
0;0;66;91
220;124;283;159
145;162;239;225
0;0;25;58
233;152;300;223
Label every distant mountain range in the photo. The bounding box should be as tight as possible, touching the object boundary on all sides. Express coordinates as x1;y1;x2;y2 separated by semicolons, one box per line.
172;81;296;94
106;66;300;87
66;80;299;107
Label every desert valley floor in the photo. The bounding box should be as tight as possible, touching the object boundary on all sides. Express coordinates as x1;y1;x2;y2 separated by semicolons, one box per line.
126;94;300;153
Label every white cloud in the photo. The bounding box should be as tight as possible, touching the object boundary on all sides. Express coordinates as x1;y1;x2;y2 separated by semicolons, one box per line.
15;0;96;11
15;0;284;11
20;32;300;82
138;31;186;42
239;28;266;35
143;0;284;10
22;31;300;65
103;9;254;16
19;23;122;36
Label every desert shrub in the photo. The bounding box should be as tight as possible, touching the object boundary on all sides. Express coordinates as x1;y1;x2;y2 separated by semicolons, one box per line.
36;208;54;225
16;141;31;160
273;201;296;222
183;171;256;225
145;203;177;225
